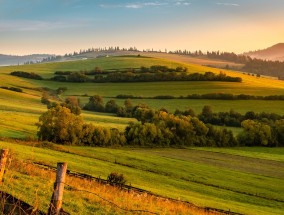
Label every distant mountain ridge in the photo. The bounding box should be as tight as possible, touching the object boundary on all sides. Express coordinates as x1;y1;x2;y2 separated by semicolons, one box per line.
0;54;53;66
244;43;284;61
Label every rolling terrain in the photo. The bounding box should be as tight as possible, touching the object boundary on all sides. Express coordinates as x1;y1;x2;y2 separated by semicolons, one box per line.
245;43;284;61
1;55;284;138
0;54;284;214
0;54;53;66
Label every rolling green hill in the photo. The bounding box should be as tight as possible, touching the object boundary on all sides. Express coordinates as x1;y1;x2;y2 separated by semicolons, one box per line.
0;55;284;138
0;54;284;214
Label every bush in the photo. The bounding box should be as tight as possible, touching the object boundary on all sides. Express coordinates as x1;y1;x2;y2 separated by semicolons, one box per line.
11;71;43;80
0;86;23;93
107;172;126;186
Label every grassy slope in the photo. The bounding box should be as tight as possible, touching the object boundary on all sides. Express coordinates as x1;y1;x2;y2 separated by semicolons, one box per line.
0;55;284;137
0;140;283;215
0;56;284;214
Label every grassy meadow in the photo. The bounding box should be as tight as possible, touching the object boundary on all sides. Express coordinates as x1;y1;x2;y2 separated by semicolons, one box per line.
0;55;284;214
0;140;283;215
1;55;283;139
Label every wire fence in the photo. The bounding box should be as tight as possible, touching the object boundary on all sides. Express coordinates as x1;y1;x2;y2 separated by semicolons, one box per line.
0;149;244;215
62;182;159;215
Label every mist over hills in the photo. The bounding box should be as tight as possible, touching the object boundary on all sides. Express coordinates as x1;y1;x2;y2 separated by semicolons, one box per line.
244;43;284;61
0;54;53;66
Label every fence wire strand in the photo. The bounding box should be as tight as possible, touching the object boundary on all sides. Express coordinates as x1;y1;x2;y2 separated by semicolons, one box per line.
63;182;160;215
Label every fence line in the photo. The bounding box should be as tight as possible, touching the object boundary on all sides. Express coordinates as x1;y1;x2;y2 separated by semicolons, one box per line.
32;161;243;215
62;182;159;215
0;149;243;215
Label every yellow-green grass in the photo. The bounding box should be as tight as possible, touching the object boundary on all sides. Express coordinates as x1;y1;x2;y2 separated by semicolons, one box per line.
0;56;193;79
63;50;244;69
0;111;38;138
0;88;133;138
2;155;203;215
33;80;283;97
1;56;284;100
194;147;284;162
1;56;284;92
1;55;284;138
142;52;244;68
82;111;136;131
0;140;283;215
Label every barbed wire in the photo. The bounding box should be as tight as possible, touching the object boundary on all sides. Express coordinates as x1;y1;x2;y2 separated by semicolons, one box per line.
62;182;160;215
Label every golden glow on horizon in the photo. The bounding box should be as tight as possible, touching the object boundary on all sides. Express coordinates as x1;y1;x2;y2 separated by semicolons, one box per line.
1;19;283;55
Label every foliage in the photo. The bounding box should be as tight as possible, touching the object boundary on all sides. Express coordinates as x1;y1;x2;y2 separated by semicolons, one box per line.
125;110;238;147
41;92;50;105
56;87;68;94
36;105;84;144
197;106;284;127
51;66;242;83
84;95;105;112
10;71;43;80
243;58;284;79
206;124;238;147
64;96;81;115
0;86;23;93
116;93;284;100
237;119;284;147
107;172;126;186
67;72;89;82
105;100;120;113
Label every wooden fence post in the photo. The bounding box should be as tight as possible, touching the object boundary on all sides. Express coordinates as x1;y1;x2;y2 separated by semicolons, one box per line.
48;162;67;215
0;149;8;183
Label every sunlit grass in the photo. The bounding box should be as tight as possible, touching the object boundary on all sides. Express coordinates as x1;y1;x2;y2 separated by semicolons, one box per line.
2;157;204;215
0;140;283;215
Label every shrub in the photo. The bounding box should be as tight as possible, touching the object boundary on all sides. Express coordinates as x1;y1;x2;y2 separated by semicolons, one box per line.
107;172;126;186
11;71;43;80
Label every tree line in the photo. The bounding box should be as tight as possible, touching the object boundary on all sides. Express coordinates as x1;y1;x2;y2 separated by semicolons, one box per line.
116;93;284;101
10;71;43;80
81;95;284;127
171;50;284;79
38;95;284;147
196;106;284;127
50;66;242;83
0;86;23;93
37;102;236;147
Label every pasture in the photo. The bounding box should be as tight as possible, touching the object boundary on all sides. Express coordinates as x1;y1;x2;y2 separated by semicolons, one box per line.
0;55;283;137
0;54;284;214
0;140;283;215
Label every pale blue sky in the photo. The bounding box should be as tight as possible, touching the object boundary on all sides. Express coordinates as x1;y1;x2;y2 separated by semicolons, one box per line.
0;0;283;55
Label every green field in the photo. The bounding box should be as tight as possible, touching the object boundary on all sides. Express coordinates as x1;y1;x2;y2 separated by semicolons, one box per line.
1;55;283;138
0;140;283;215
0;55;284;214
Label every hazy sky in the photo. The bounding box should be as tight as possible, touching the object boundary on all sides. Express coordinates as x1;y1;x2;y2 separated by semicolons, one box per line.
0;0;284;55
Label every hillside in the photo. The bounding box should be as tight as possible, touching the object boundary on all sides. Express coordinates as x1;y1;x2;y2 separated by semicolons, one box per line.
1;55;284;139
245;43;284;61
0;54;53;66
0;55;284;214
58;50;244;69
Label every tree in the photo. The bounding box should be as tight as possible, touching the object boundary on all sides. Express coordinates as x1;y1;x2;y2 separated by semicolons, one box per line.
37;105;83;144
274;119;284;146
84;95;105;112
64;96;81;115
41;92;50;105
105;100;119;113
199;105;213;122
124;99;133;113
238;120;272;146
244;111;256;120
